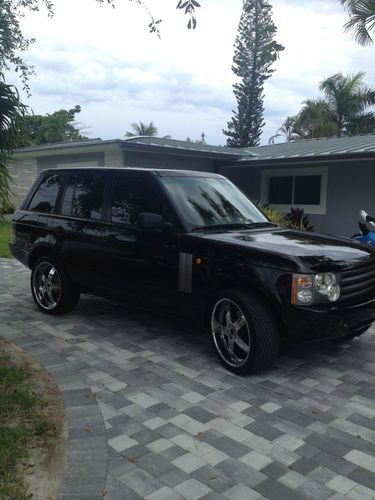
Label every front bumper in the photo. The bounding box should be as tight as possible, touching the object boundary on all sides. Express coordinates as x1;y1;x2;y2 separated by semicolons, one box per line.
284;297;375;342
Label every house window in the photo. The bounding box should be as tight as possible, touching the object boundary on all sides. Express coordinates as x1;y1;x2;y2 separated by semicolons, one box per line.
261;168;327;215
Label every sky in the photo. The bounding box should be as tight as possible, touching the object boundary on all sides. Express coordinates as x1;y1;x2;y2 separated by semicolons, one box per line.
8;0;375;146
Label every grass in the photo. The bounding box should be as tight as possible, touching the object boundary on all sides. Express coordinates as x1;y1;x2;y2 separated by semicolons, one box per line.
0;355;56;499
0;221;11;258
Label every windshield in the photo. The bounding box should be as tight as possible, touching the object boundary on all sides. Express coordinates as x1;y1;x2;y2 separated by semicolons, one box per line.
161;176;268;229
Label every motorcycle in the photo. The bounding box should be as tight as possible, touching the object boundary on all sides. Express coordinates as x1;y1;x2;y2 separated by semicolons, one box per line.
352;210;375;248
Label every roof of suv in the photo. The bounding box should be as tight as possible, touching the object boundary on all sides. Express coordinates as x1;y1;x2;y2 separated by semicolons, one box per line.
41;167;225;178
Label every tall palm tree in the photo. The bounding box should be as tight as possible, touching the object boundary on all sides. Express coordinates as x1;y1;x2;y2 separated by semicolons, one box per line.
0;80;27;216
125;121;158;137
341;0;375;46
319;72;375;135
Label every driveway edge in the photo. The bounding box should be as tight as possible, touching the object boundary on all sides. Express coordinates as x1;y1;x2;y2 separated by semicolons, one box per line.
0;332;108;500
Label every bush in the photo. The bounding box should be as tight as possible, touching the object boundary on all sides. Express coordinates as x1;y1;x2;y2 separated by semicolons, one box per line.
0;201;15;219
256;202;315;232
256;202;289;228
285;207;315;232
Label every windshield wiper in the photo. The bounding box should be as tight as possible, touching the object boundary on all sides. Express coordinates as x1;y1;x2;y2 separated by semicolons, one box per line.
192;222;277;232
243;222;278;229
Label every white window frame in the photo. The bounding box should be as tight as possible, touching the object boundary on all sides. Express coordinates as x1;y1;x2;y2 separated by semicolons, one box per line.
261;167;328;215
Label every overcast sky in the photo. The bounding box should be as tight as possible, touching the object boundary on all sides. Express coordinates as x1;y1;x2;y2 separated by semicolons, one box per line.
9;0;375;146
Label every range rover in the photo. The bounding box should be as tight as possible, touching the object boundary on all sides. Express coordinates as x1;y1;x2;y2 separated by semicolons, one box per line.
10;168;375;374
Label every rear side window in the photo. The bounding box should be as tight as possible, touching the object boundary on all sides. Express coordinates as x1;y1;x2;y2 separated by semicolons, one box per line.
61;174;106;220
111;175;163;225
28;174;64;213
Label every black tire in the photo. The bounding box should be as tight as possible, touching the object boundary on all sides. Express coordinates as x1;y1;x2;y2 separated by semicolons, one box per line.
209;288;280;375
31;255;80;315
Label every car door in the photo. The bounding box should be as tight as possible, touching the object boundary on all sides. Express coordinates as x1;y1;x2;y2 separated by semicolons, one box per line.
101;172;181;305
51;172;108;290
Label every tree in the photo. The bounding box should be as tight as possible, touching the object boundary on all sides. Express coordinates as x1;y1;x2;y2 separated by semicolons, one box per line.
125;121;171;138
319;72;375;135
125;121;158;137
341;0;375;45
0;81;27;216
223;0;284;148
269;117;301;144
272;72;375;142
1;0;201;93
17;105;89;146
295;99;339;139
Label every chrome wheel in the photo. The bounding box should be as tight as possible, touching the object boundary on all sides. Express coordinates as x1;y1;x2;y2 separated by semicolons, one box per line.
32;262;61;310
211;298;251;368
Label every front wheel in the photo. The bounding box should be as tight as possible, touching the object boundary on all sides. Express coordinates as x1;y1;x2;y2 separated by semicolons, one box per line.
210;289;280;375
31;256;80;315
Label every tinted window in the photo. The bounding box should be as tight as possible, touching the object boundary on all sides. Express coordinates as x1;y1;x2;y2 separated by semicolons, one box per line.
268;176;293;205
28;174;64;213
294;175;321;205
161;177;267;227
111;175;163;225
61;174;105;220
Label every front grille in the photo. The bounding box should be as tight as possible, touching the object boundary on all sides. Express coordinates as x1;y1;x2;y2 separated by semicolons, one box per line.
340;263;375;304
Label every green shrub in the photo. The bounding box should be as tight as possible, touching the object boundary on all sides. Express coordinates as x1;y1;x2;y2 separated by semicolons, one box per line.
256;202;315;232
285;207;315;232
255;202;289;228
0;201;15;215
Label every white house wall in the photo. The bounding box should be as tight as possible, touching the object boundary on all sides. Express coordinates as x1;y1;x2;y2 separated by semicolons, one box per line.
7;157;38;206
221;160;375;238
314;161;375;237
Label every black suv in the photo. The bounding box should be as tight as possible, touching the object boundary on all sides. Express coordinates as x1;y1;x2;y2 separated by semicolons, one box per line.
10;167;375;374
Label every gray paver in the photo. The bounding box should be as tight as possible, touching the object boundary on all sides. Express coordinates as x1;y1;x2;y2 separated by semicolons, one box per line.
2;258;375;500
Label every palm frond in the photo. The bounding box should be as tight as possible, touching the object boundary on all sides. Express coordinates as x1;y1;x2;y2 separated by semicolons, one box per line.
341;0;375;45
0;79;28;217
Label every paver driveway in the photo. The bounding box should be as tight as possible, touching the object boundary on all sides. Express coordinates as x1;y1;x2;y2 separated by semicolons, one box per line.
2;259;375;499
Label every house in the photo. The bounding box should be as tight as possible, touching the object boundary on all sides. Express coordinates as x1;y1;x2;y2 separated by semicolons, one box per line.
219;134;375;236
8;136;253;202
9;134;375;237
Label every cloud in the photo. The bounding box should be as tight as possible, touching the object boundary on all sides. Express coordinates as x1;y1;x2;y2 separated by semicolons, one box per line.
7;0;375;145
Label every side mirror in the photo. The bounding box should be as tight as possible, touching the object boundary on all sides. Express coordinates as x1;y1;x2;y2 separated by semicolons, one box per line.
137;212;164;230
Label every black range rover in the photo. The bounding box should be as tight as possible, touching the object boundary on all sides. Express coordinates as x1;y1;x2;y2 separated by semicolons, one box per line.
10;167;375;374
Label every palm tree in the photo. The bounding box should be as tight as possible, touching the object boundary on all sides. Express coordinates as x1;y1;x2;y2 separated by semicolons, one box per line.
319;72;375;135
341;0;375;46
296;99;339;138
269;117;302;144
125;121;172;139
125;121;159;137
0;80;27;217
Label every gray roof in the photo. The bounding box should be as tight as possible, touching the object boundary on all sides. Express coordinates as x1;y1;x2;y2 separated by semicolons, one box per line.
15;139;122;154
243;133;375;160
15;137;254;158
123;136;252;157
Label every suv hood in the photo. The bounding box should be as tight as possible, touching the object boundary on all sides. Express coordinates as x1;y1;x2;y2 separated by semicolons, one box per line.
194;228;375;272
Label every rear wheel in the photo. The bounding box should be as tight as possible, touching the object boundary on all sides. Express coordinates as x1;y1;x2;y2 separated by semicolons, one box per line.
31;256;80;315
210;289;280;375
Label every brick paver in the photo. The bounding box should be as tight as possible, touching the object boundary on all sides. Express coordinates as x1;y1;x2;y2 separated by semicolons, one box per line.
2;258;375;499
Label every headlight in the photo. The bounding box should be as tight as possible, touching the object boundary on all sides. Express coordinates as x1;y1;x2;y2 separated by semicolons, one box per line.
292;273;340;305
